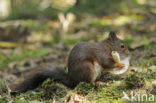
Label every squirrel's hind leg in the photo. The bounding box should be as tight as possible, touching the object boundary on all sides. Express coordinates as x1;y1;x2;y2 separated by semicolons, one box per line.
69;61;95;86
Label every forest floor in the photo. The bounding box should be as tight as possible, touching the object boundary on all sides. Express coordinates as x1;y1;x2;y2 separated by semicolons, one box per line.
0;7;156;103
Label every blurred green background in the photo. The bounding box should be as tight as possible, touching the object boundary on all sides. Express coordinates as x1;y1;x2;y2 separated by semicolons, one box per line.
0;0;156;103
0;0;155;19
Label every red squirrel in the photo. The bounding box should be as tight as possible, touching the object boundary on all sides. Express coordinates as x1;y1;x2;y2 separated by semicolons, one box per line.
9;32;130;93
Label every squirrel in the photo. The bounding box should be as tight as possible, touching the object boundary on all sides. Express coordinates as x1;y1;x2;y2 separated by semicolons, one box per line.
9;31;130;93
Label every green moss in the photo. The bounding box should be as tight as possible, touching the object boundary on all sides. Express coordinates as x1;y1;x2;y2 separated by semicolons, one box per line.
145;44;156;52
151;87;156;95
39;79;58;99
0;79;11;103
14;98;29;103
73;82;128;102
25;79;69;101
4;70;156;103
140;59;156;67
0;97;8;103
125;73;145;89
144;67;156;81
12;79;68;102
74;82;93;96
0;79;9;96
91;85;126;103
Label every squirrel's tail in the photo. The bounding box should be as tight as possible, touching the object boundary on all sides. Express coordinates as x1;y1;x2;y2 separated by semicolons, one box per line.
9;64;72;93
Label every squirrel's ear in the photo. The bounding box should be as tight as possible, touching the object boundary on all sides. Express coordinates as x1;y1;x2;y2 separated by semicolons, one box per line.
108;31;117;41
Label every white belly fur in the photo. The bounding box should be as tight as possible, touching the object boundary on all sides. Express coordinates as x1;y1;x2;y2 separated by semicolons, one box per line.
94;62;102;81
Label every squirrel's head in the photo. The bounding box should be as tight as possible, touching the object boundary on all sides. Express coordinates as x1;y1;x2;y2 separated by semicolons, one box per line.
108;31;130;59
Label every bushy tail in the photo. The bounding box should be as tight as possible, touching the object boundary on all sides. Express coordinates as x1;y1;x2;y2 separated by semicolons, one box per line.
9;64;71;93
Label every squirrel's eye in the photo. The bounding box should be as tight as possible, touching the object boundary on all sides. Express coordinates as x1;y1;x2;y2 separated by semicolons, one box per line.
121;44;124;48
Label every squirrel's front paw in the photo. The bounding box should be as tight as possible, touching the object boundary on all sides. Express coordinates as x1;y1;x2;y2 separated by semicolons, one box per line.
114;63;125;68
